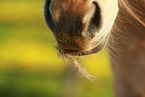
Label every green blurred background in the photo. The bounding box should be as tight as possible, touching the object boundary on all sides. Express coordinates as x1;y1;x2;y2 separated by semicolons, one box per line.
0;0;113;97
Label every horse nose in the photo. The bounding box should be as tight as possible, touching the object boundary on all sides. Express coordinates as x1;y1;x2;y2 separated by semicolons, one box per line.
44;0;99;36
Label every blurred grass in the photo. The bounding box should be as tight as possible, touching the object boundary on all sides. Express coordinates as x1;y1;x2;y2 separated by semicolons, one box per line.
0;0;113;97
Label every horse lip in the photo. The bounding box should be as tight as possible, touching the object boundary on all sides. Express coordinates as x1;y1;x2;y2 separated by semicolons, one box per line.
62;49;83;54
57;46;84;54
58;42;105;56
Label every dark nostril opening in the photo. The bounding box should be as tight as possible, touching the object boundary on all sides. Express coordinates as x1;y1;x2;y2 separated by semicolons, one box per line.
87;2;101;38
44;0;58;34
92;2;101;28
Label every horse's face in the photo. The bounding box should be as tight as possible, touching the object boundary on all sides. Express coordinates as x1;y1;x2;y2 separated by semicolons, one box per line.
44;0;118;56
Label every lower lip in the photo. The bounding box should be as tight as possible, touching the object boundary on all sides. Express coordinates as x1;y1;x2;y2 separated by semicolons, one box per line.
59;49;82;54
59;43;105;56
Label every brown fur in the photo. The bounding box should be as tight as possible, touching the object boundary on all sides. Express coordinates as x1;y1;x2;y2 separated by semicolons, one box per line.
108;0;145;97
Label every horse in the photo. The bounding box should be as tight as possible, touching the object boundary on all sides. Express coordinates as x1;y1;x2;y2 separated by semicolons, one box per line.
43;0;145;97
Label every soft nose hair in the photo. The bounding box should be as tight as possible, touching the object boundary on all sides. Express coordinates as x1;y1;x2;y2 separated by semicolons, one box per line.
56;15;85;36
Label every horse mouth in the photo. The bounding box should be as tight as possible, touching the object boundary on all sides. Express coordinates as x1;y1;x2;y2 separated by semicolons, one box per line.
44;0;106;56
57;42;106;56
58;48;82;55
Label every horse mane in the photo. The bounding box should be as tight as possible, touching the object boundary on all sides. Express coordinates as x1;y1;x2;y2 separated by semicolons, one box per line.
120;0;145;27
111;0;145;41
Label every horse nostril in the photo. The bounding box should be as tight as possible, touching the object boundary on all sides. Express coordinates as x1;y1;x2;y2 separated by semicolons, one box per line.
88;2;101;37
44;0;58;34
92;2;101;28
82;1;101;38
